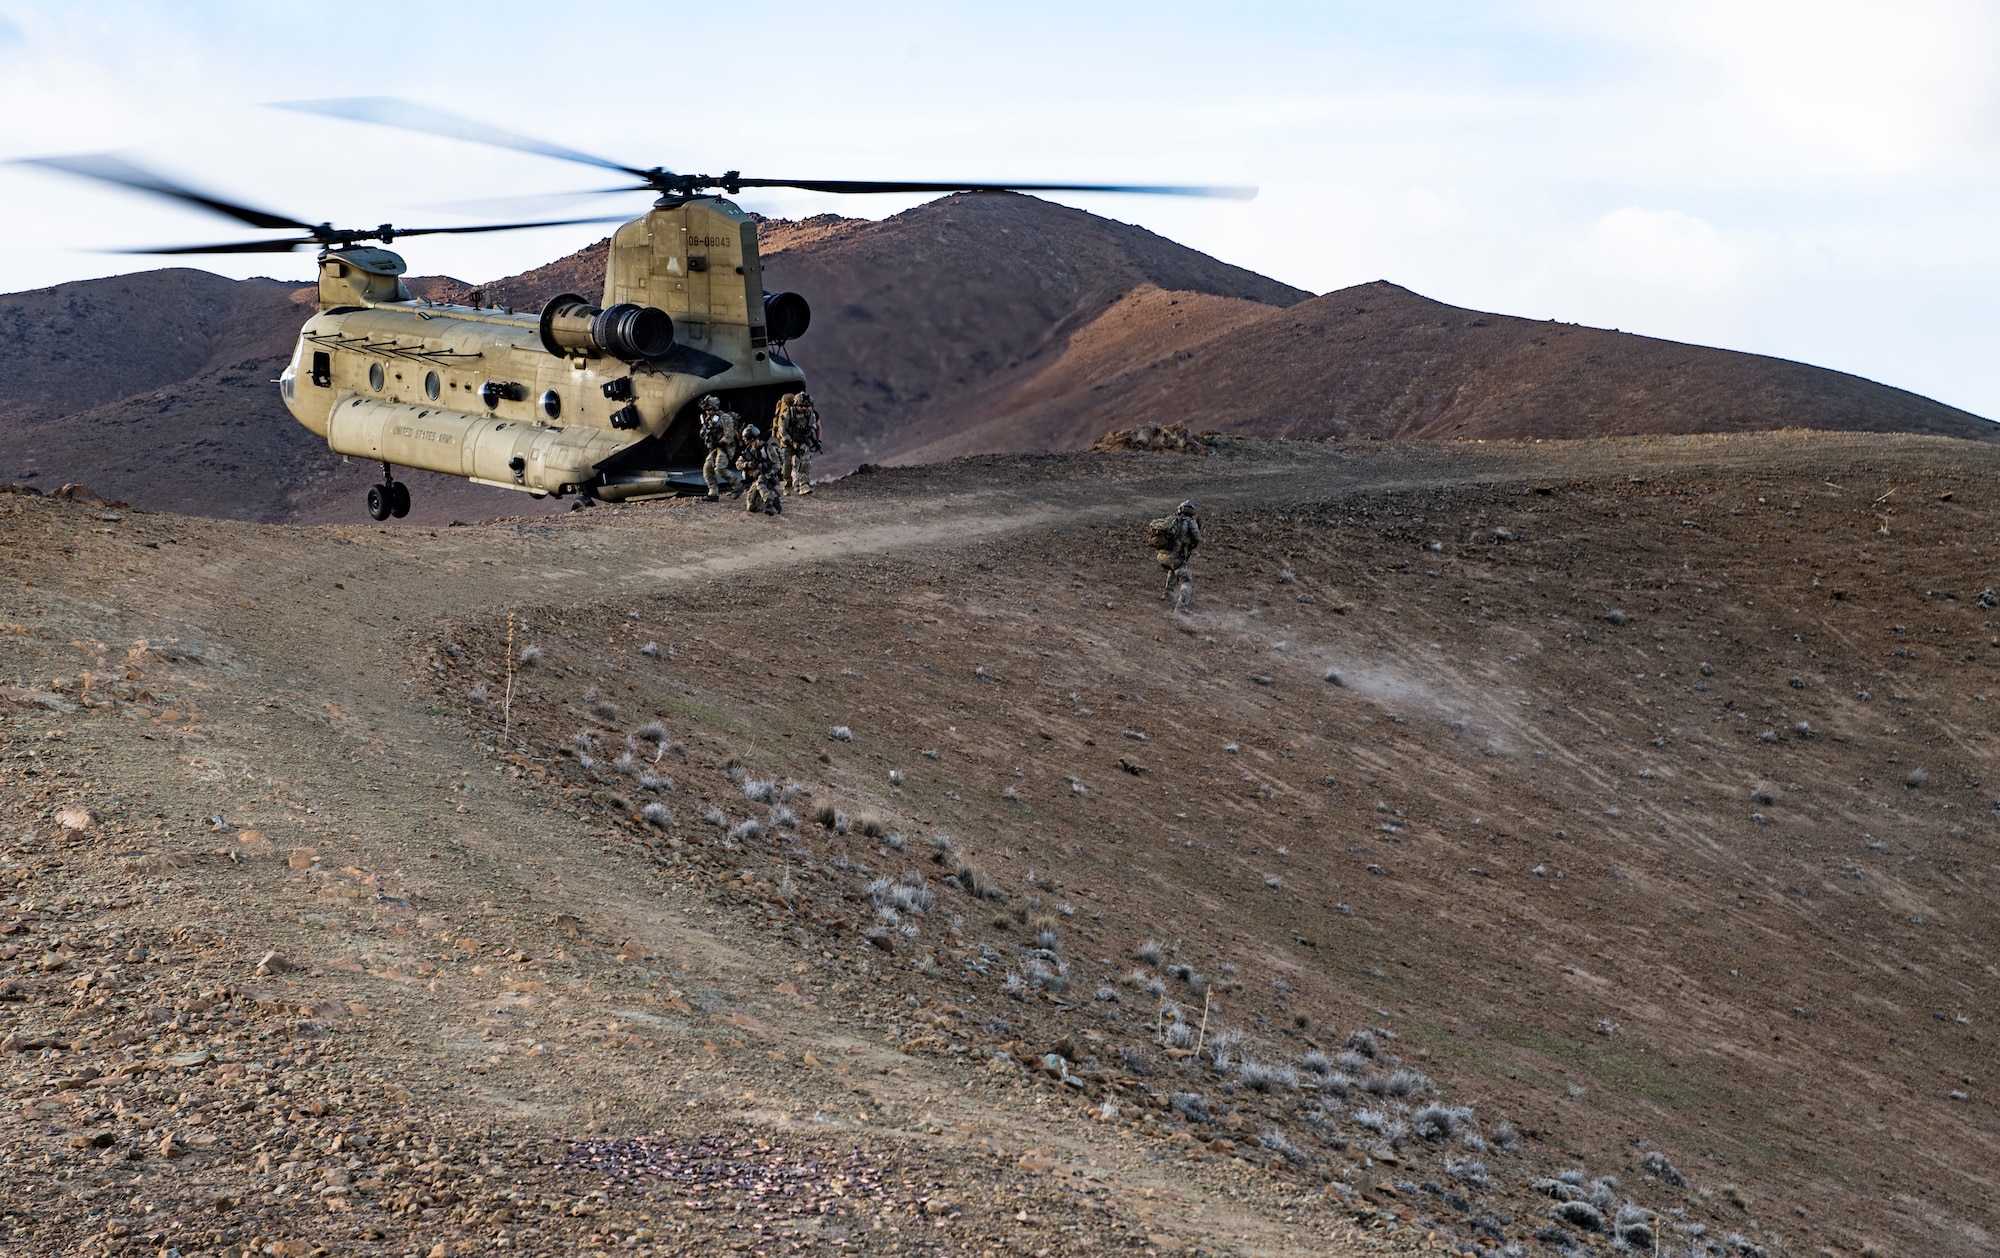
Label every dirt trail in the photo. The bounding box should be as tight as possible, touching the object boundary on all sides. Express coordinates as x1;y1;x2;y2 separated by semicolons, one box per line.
3;431;1994;1258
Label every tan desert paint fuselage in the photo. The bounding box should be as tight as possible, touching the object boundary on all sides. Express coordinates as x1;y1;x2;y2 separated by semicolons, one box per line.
278;195;806;501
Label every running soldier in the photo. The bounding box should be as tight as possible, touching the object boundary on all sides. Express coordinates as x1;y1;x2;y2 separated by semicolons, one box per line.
735;425;784;516
1147;500;1202;611
698;396;742;502
775;392;821;495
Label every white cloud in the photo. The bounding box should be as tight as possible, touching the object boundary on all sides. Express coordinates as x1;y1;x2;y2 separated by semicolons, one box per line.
1576;207;1745;292
1591;0;1999;172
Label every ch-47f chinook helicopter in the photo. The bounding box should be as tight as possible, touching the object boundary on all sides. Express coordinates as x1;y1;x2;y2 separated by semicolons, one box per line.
21;100;1253;520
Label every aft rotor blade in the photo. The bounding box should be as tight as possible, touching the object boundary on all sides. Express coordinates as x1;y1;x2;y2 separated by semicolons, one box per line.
275;97;655;180
13;154;319;230
732;177;1258;199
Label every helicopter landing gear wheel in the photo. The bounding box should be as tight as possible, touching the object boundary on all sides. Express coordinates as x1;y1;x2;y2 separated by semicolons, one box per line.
367;463;409;522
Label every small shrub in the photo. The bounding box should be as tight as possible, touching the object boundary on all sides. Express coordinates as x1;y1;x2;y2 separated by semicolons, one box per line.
592;700;621;722
1238;1059;1298;1092
639;773;672;792
1551;1201;1606;1233
1264;874;1283;891
1118;1045;1153;1075
1164;1021;1196;1050
1385;1069;1432;1097
770;804;798;830
1035;925;1061;950
1001;972;1028;1001
728;818;763;842
702;806;726;828
830;725;853;743
1168;1092;1209;1123
884;832;906;852
1135;938;1163;966
468;684;488;703
1023;957;1068;993
1640;1150;1685;1187
612;752;637;776
1260;1129;1310;1164
1093;985;1119;1003
1354;1107;1389;1133
635;720;667;743
857;815;884;838
1412;1103;1457;1141
1300;1050;1333;1078
641;802;672;828
1614;1204;1655;1249
927;832;953;853
1445;1157;1490;1188
639;641;661;658
1346;1029;1380;1059
743;779;775;803
1491;1121;1519;1152
518;644;543;666
1534;1178;1585;1202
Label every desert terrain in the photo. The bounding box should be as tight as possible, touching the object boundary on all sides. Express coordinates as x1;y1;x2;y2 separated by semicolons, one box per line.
2;431;1995;1257
1;194;1991;527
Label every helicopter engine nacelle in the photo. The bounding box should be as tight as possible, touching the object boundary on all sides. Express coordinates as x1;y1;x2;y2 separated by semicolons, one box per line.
538;294;675;362
762;291;811;342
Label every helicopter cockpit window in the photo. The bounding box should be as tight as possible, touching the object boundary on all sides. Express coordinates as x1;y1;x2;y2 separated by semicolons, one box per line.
368;362;384;392
540;389;562;420
311;352;331;388
424;370;441;401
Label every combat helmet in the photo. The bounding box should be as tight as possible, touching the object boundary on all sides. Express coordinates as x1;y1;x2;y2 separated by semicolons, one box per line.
741;424;763;441
1178;500;1196;515
699;395;721;411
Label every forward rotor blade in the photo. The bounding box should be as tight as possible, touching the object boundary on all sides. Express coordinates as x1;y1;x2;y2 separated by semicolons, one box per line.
13;154;318;230
386;214;632;239
731;177;1258;199
116;238;316;255
275;97;654;180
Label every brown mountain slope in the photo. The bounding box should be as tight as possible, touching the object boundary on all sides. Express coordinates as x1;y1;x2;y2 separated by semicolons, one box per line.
758;193;1313;465
0;268;305;429
896;279;1998;462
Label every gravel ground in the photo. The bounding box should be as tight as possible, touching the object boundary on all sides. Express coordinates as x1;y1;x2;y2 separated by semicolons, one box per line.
2;432;1995;1257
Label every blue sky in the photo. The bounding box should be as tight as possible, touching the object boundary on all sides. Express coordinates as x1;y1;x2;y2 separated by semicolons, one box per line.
2;2;1996;421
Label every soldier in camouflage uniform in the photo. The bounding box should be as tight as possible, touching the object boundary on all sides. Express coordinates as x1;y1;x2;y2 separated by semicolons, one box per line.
698;395;742;502
1150;500;1202;611
774;392;821;495
735;425;784;516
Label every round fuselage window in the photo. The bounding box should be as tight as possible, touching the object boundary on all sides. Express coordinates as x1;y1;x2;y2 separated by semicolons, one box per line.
368;362;384;392
540;389;562;420
424;371;441;401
